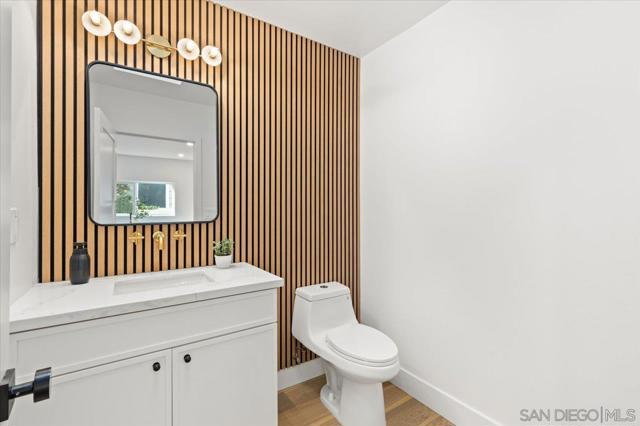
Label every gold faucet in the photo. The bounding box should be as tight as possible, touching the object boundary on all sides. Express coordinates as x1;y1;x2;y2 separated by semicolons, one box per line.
152;231;166;251
128;231;144;245
173;229;187;241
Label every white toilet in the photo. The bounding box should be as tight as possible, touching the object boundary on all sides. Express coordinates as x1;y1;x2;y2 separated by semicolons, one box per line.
292;282;399;426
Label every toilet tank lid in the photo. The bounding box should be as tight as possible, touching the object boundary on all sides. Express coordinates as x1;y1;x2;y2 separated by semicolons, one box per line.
296;282;350;301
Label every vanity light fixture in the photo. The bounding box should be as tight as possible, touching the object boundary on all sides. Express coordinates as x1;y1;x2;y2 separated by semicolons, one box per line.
177;38;200;61
201;45;222;67
82;10;111;36
113;20;141;45
81;10;222;67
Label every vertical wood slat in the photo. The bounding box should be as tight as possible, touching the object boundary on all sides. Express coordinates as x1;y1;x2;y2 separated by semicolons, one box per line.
39;0;359;370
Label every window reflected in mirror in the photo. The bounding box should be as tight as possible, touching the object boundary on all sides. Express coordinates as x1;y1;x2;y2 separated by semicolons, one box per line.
115;182;176;223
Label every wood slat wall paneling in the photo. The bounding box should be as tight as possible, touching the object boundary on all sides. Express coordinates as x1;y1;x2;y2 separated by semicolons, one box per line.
39;0;359;370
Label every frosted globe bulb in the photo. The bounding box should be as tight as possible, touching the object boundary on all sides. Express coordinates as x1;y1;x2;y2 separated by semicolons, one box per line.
90;11;101;26
122;21;133;35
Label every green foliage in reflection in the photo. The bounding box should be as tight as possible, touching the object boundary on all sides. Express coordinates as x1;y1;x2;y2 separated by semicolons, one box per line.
115;183;133;214
115;183;158;222
135;200;158;220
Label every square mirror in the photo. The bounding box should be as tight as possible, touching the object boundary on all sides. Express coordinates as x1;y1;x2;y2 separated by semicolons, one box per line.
86;61;219;225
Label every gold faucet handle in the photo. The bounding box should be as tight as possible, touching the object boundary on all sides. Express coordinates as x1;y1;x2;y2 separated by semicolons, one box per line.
173;229;187;241
128;231;144;245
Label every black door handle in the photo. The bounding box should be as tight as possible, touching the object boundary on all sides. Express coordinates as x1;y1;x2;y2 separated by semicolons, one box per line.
1;367;52;422
184;354;191;363
152;362;161;372
32;368;52;402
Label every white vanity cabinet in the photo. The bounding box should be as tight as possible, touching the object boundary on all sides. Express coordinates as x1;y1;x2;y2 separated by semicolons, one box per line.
11;350;173;426
172;324;277;426
8;264;282;426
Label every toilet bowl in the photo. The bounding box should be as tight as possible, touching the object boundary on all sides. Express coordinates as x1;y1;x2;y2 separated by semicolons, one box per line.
292;283;399;426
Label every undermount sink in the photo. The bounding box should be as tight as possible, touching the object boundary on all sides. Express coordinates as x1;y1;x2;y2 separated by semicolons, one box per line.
114;270;214;295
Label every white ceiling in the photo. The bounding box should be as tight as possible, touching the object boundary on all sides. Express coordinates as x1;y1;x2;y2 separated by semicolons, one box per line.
216;0;447;57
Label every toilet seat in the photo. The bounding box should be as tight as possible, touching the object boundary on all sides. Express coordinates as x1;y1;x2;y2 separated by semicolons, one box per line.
326;324;398;367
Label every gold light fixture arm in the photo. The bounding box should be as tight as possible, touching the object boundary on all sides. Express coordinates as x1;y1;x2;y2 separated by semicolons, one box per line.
142;35;174;59
141;37;176;51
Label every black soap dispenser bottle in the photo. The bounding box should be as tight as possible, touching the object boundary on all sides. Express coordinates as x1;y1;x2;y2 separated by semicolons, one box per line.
69;241;90;284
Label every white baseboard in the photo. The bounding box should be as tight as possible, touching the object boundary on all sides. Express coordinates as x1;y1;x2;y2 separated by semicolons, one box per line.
278;359;324;391
392;368;502;426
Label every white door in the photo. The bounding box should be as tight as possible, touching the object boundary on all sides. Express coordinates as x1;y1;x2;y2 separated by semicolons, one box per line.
10;350;172;426
0;2;14;425
172;324;277;426
93;108;117;224
193;137;203;219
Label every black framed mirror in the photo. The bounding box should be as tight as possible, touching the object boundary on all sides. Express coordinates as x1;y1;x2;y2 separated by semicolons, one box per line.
86;61;219;226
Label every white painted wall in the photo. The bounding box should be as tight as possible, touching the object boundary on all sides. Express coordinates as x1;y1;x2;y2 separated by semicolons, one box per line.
361;1;640;424
6;0;38;303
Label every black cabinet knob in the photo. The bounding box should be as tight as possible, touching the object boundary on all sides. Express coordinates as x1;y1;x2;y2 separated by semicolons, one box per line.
152;362;161;372
184;354;191;363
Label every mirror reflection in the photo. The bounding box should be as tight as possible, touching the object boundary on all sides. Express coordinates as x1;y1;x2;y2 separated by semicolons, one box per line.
87;62;218;225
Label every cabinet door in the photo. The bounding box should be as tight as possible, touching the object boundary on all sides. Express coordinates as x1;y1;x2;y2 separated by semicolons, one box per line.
173;323;277;426
10;350;172;426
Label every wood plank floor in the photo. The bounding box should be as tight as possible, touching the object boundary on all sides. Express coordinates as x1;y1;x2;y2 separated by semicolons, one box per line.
278;376;454;426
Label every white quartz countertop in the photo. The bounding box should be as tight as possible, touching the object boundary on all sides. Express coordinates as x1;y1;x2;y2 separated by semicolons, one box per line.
10;263;283;333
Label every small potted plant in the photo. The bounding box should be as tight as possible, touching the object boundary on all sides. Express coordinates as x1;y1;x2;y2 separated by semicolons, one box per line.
212;239;234;269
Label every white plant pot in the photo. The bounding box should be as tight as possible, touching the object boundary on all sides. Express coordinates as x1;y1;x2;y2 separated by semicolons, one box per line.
215;254;233;269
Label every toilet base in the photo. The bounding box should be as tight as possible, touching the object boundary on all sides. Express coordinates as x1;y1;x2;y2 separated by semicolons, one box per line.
320;363;387;426
320;384;341;419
